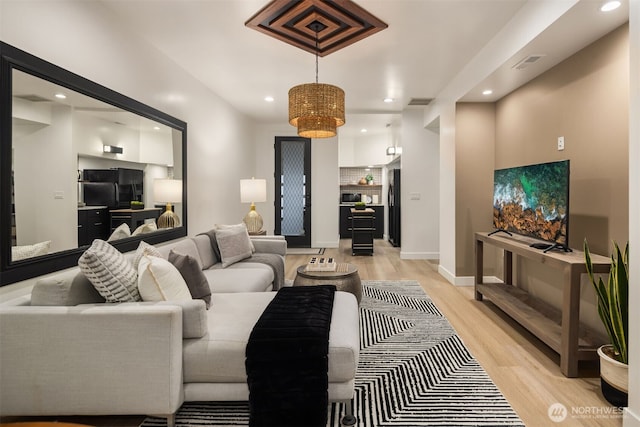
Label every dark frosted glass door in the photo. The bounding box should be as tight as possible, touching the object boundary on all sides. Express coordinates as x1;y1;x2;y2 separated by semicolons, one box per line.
274;136;311;248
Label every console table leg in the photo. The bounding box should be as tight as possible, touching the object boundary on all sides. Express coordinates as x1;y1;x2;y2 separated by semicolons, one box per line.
560;266;582;377
475;239;484;301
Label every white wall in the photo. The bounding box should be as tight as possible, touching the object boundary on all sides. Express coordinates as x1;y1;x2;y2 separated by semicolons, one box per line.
399;109;439;259
339;132;392;167
13;104;77;252
624;1;639;425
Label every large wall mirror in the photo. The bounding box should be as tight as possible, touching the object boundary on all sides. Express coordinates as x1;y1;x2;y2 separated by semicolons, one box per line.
1;42;187;286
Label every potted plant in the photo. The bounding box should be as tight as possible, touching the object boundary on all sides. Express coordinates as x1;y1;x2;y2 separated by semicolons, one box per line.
584;239;629;407
365;174;374;185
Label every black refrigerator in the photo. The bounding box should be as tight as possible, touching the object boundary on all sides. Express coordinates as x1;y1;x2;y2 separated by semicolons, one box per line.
388;168;401;247
82;168;143;208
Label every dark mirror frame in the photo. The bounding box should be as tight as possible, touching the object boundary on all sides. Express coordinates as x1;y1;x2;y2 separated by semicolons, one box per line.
0;42;188;286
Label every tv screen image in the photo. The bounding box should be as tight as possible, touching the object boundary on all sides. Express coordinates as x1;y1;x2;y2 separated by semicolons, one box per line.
492;160;570;248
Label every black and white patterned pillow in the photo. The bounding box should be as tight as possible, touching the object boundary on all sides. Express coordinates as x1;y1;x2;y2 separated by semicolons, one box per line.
78;239;140;302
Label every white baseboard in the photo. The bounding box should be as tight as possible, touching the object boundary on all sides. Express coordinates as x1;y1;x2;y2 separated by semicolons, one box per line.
314;240;339;248
399;251;439;260
624;408;640;427
436;267;501;287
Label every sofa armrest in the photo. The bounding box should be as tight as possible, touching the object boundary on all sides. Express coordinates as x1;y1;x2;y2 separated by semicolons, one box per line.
91;299;208;338
251;237;287;257
0;304;184;417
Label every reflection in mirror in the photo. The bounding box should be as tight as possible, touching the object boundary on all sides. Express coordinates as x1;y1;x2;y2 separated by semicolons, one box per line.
11;70;183;261
1;41;187;286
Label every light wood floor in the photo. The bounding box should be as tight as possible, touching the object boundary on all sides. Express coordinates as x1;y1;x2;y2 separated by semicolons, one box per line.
1;239;622;427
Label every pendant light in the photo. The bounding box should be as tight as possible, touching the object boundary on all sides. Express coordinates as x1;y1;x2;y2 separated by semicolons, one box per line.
288;23;345;138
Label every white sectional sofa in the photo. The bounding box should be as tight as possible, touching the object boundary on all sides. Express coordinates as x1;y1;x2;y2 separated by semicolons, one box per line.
0;232;360;426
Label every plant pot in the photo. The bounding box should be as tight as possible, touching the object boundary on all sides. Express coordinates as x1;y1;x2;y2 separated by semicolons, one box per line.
597;345;628;407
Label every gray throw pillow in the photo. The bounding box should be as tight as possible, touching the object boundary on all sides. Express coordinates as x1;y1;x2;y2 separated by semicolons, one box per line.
168;250;212;309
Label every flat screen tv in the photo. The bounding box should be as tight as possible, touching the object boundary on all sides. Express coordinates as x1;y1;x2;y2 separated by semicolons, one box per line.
491;160;570;252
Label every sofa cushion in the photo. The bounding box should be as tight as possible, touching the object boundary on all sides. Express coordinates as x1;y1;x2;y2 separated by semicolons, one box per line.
138;255;192;302
182;292;359;384
202;265;273;293
31;270;105;306
78;239;141;302
132;241;162;270
168;250;212;309
216;226;253;268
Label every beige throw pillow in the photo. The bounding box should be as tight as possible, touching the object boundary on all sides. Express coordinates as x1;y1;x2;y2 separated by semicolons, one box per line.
108;222;131;241
137;255;192;302
216;226;253;268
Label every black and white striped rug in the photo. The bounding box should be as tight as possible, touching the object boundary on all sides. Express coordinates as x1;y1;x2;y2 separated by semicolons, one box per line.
141;280;524;427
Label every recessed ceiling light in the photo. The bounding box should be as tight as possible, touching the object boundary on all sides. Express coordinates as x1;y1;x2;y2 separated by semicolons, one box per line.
153;126;161;130
361;128;367;133
383;97;394;103
600;1;621;11
482;89;493;96
264;96;274;102
54;93;66;99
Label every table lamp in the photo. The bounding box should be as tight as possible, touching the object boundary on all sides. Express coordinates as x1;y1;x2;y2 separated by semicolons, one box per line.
154;178;182;228
240;178;267;233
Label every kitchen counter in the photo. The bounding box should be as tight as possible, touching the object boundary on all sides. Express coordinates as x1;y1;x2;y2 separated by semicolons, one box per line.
77;205;108;210
339;203;384;207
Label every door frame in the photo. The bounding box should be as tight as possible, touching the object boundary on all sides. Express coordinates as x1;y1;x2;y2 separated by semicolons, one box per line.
274;136;311;248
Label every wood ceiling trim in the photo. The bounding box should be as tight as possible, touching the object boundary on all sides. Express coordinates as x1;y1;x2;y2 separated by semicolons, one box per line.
245;0;388;57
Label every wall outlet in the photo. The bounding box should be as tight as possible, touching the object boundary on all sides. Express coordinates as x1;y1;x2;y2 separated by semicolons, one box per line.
54;191;64;199
410;192;421;200
557;136;565;151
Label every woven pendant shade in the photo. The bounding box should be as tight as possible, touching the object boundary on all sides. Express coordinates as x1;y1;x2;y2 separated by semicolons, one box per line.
289;83;345;138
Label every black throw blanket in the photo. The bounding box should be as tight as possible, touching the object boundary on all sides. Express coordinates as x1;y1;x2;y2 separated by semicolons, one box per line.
246;285;336;427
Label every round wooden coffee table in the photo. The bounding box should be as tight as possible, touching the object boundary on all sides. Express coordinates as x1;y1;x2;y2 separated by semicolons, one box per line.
294;263;362;303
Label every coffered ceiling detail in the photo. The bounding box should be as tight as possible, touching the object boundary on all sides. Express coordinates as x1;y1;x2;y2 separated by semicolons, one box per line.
245;0;388;57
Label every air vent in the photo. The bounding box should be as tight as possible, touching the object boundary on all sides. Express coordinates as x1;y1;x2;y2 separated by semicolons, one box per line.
512;54;546;70
408;98;433;106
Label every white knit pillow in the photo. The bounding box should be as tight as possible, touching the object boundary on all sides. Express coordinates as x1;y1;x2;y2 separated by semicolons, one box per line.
78;239;140;302
137;255;192;302
11;240;51;261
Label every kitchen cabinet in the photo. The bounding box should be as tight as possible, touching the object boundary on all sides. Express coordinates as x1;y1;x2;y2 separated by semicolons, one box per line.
340;205;383;238
78;207;109;246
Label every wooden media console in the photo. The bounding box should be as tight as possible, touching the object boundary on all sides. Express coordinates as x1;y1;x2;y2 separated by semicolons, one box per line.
474;232;611;377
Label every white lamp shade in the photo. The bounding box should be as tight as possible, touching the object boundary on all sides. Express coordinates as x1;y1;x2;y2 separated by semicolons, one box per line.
240;178;267;203
154;179;182;203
